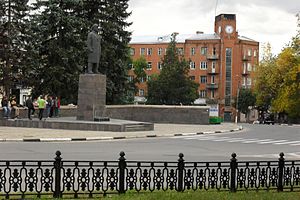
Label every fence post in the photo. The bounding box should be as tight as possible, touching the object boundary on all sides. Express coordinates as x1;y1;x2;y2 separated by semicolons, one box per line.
277;152;285;192
177;153;185;192
118;151;126;194
53;150;62;198
230;153;237;192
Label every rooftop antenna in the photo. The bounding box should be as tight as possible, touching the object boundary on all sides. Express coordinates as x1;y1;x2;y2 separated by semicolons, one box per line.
215;0;219;17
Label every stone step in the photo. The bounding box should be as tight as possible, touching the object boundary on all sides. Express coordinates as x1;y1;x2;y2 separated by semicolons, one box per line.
124;123;153;132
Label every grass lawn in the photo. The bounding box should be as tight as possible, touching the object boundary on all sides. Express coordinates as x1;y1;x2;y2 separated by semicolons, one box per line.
106;190;300;200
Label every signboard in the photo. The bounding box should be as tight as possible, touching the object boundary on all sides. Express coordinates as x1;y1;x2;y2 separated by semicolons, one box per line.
209;104;219;117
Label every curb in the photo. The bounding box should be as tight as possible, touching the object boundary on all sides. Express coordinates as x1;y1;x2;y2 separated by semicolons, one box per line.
0;126;243;142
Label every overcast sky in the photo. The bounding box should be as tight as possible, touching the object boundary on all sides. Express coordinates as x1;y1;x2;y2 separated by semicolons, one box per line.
127;0;299;56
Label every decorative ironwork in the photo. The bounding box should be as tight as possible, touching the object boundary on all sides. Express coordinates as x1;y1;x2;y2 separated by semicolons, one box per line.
0;151;298;199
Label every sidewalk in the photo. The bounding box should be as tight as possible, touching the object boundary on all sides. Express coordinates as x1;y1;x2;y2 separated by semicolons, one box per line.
0;123;242;142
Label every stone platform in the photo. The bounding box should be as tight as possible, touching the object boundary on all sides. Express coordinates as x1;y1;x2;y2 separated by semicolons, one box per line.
0;117;154;132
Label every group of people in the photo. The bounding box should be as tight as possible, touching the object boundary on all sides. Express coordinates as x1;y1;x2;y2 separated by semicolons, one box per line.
1;95;61;120
1;95;20;119
35;95;61;120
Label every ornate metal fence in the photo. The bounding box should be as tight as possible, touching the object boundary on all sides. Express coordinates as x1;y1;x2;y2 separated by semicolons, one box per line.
0;151;299;199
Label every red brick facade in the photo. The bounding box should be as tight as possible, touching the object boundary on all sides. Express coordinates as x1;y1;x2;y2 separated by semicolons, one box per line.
128;14;259;121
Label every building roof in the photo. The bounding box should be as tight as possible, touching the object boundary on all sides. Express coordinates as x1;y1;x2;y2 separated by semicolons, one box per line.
130;33;258;44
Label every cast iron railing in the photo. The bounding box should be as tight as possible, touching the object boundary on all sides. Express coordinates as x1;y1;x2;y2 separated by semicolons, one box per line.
0;151;299;199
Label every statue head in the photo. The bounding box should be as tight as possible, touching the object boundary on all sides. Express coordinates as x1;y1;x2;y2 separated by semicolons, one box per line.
91;24;99;32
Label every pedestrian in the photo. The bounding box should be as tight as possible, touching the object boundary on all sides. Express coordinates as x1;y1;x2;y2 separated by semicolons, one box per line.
25;97;35;120
46;95;52;118
54;96;61;117
10;96;20;119
1;96;10;119
37;95;46;120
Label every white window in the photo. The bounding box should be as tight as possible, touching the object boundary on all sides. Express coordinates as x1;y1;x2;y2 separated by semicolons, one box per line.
200;76;207;83
247;78;252;86
242;77;246;86
146;75;151;81
130;48;135;56
128;75;134;82
158;48;163;55
190;62;196;69
200;61;207;70
177;48;184;55
140;48;145;55
247;49;252;56
139;89;145;96
253;50;257;57
212;62;216;72
157;62;162;70
147;62;152;70
191;47;196;55
247;63;252;71
211;75;215;84
201;47;207;55
199;90;206;98
140;77;145;83
147;48;152;55
128;63;134;69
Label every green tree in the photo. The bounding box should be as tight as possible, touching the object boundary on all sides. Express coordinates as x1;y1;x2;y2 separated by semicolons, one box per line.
98;0;132;104
0;0;31;97
237;88;256;122
147;33;199;105
29;0;87;103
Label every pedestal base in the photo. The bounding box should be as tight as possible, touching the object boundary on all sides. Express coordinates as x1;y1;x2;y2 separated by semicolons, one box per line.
77;74;106;121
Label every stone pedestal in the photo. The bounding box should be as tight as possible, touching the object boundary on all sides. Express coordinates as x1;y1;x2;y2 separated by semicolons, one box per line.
77;74;106;121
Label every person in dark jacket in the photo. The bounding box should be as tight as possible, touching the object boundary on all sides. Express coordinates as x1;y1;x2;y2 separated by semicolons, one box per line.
1;96;10;118
25;97;35;120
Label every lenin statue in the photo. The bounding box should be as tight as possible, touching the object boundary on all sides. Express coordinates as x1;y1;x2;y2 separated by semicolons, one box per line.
87;24;101;74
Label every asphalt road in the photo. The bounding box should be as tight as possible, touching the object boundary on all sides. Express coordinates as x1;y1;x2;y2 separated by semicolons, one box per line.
0;124;299;162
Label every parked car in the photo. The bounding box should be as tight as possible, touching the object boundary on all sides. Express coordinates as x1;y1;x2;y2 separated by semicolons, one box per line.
263;113;275;125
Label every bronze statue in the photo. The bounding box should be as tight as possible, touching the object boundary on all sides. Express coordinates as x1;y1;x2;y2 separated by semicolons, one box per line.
87;24;101;74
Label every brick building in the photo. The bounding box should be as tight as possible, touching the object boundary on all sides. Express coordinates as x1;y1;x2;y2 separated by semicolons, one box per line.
128;14;259;121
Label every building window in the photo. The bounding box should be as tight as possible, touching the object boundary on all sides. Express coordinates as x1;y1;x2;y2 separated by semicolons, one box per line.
158;48;163;55
157;62;162;70
253;50;257;57
200;61;207;70
211;75;215;84
177;48;184;55
140;48;145;55
130;48;135;56
247;63;252;71
247;77;252;86
201;47;207;55
147;62;152;70
147;75;151;81
199;90;206;98
191;47;196;55
247;49;252;56
140;77;145;83
212;62;216;69
128;63;134;69
211;90;215;98
128;75;134;82
200;76;207;84
213;47;216;55
190;76;195;81
190;62;196;69
139;89;145;96
147;48;152;55
242;77;246;87
225;48;232;106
